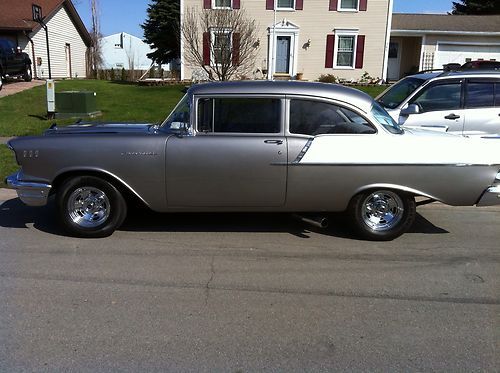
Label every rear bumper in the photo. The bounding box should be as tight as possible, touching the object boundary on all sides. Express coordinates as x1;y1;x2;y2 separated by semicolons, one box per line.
477;186;500;207
5;172;51;206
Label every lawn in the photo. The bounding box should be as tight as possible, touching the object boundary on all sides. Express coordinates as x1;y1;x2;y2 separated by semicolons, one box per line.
0;79;387;188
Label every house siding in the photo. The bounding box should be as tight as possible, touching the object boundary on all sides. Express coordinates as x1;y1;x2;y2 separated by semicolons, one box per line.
19;4;88;78
182;0;391;81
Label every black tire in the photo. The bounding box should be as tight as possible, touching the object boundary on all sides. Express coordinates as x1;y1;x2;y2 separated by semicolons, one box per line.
23;64;32;82
0;74;3;91
347;189;416;241
56;176;127;238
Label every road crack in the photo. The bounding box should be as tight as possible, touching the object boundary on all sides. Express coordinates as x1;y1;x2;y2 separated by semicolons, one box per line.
204;256;215;306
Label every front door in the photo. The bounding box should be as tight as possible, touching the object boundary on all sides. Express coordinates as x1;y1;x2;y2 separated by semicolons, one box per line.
275;36;291;74
387;41;401;81
165;97;287;208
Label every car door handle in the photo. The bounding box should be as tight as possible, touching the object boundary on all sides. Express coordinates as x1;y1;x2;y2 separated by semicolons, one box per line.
444;114;460;120
264;139;283;145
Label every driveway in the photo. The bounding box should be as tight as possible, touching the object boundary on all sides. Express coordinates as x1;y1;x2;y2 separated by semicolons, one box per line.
0;80;45;98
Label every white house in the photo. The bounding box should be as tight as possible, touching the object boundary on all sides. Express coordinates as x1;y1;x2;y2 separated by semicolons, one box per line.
101;32;170;71
0;0;91;79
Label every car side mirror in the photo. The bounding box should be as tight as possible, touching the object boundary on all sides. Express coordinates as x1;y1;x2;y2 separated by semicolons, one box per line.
400;104;420;116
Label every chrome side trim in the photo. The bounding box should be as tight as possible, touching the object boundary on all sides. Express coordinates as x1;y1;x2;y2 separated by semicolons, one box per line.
289;163;499;167
292;138;314;164
477;186;500;206
5;172;52;207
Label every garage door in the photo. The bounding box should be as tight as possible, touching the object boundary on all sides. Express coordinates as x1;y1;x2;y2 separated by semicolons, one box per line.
434;43;500;68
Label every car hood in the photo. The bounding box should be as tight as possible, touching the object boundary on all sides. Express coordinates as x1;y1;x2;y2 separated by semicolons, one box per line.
43;122;154;136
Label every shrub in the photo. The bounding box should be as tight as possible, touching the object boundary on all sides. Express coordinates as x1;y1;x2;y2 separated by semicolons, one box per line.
318;74;337;83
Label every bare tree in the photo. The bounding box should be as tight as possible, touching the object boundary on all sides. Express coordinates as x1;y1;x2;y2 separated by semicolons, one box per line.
88;0;103;77
182;7;259;81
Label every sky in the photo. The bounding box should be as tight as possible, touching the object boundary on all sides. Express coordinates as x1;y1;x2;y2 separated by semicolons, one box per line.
74;0;456;39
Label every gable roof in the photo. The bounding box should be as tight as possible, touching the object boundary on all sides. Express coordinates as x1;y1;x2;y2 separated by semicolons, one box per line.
392;13;500;34
0;0;91;45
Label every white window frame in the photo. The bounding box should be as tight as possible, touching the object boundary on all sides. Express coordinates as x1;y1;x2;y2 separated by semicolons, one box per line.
212;0;232;9
338;0;359;12
275;0;296;11
333;29;359;69
210;28;233;67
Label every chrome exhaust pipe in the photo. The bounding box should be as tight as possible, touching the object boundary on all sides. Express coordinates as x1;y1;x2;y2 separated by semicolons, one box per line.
292;214;329;229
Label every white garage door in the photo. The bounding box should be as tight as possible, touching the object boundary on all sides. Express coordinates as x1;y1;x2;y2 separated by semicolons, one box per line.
434;43;500;68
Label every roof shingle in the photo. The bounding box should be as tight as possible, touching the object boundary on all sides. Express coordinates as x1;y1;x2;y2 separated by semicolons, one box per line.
392;13;500;33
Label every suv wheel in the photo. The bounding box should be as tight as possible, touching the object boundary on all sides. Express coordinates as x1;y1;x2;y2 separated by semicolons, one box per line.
57;176;128;238
23;65;32;82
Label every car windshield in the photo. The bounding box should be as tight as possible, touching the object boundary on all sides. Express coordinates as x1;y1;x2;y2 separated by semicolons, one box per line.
377;77;426;109
371;102;403;134
160;94;191;133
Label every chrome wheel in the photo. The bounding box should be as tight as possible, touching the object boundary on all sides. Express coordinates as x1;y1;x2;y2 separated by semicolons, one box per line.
67;187;111;228
361;190;404;232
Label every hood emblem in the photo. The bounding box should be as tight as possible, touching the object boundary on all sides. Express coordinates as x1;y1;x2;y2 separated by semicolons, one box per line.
121;151;158;156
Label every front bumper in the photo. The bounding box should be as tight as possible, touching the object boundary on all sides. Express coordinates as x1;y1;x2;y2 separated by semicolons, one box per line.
5;172;52;207
477;186;500;207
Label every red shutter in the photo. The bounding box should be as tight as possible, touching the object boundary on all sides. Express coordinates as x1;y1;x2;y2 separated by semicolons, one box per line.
329;0;338;11
203;0;211;8
266;0;274;10
359;0;367;11
355;35;365;69
296;0;303;10
232;33;240;65
233;0;240;8
325;34;334;68
203;32;210;66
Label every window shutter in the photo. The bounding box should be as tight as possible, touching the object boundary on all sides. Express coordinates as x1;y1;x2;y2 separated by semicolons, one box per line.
232;33;240;65
203;32;210;66
296;0;303;10
355;35;365;69
325;34;334;68
233;0;240;9
266;0;274;10
203;0;211;9
329;0;338;11
359;0;367;11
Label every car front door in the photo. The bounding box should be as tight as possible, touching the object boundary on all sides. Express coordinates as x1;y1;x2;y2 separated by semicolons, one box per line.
399;79;465;135
165;96;287;208
462;79;500;136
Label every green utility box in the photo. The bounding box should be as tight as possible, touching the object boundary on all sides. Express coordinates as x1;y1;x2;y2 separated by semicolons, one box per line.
55;91;102;119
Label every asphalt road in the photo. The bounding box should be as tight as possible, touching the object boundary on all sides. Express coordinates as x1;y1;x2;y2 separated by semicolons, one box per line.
0;196;498;372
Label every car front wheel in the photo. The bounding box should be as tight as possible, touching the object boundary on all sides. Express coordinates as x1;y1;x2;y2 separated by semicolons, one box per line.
348;189;416;241
57;176;127;238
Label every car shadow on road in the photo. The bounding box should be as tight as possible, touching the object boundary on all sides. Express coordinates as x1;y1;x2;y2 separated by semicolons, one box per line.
0;198;448;239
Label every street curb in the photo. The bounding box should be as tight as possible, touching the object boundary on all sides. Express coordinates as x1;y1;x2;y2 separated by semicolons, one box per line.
0;188;17;201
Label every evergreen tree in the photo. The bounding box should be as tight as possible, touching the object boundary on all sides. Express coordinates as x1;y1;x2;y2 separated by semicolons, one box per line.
141;0;180;64
451;0;500;15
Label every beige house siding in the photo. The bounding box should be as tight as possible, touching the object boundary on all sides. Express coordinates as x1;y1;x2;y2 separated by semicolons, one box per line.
182;0;391;81
19;5;88;79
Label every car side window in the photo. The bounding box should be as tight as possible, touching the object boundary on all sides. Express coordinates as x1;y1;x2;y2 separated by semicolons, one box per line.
197;97;281;134
410;81;461;112
496;83;500;107
466;81;495;108
289;99;376;136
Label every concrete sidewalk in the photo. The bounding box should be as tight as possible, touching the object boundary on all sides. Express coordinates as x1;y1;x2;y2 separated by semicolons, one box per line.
0;188;16;202
0;137;13;144
0;80;45;98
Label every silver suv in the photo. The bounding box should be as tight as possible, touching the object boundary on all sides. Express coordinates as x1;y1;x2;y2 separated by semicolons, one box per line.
377;71;500;137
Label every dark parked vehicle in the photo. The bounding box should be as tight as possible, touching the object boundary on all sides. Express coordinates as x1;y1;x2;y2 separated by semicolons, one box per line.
0;39;32;91
461;60;500;70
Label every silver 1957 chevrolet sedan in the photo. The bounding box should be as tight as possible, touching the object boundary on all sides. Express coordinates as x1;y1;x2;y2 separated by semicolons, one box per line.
6;81;500;240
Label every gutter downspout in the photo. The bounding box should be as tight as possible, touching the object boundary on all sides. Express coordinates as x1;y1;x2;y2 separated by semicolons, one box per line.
180;0;184;81
381;0;393;83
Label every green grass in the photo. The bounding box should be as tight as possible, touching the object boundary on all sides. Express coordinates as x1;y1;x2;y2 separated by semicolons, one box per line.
0;80;186;137
0;145;18;188
352;85;388;98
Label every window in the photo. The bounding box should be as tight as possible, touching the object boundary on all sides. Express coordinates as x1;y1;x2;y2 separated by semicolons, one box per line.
213;0;231;8
289;99;375;135
410;82;462;112
198;98;281;133
496;83;500;107
466;81;495;108
212;31;232;66
335;35;356;68
339;0;358;11
378;77;426;109
276;0;294;9
161;94;191;133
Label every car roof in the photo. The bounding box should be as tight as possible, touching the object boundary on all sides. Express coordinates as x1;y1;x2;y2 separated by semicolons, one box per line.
408;70;500;81
188;80;375;113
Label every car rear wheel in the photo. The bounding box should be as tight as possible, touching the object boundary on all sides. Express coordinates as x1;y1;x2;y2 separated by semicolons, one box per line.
23;64;32;82
348;189;416;241
57;176;127;238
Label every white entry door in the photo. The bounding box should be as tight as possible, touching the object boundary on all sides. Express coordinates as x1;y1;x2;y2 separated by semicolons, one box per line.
387;41;401;81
